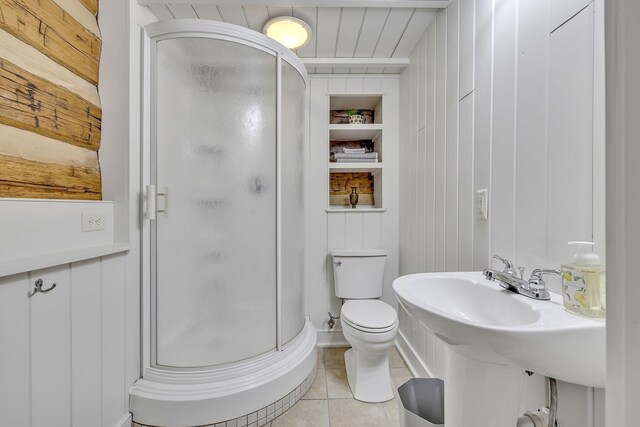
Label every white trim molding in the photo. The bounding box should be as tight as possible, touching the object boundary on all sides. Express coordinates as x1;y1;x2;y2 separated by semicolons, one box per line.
605;0;640;425
302;57;410;68
138;0;451;8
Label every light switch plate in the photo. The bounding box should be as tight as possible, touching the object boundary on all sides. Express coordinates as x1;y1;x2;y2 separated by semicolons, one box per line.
476;189;488;220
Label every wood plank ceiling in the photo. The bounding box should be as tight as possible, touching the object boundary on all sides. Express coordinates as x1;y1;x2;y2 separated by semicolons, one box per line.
144;4;438;74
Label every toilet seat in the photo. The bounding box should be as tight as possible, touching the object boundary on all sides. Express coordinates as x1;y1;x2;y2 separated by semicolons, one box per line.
341;300;398;333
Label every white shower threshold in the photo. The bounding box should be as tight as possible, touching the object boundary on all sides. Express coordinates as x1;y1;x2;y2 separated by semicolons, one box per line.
130;320;317;427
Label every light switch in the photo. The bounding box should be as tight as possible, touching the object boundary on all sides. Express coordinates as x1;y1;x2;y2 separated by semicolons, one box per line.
476;189;488;220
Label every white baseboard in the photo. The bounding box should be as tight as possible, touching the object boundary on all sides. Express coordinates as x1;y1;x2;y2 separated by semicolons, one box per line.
395;331;432;378
316;329;349;347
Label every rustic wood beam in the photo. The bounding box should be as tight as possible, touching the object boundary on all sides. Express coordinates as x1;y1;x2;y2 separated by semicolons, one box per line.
0;0;101;85
0;58;101;151
78;0;98;15
0;153;101;199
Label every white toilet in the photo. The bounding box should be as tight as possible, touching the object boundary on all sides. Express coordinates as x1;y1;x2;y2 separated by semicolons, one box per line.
330;249;398;403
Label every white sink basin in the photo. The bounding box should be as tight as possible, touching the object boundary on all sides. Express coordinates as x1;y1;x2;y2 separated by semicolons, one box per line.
393;272;605;388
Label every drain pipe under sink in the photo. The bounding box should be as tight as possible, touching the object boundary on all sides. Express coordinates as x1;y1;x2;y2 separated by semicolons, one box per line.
516;377;558;427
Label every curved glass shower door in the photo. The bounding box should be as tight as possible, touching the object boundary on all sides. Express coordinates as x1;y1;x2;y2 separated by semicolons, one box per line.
153;37;277;367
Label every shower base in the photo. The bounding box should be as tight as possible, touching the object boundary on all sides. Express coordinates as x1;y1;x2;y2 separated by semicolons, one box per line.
130;320;317;427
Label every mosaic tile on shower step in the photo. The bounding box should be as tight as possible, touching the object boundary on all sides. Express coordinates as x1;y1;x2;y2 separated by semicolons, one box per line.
248;412;257;424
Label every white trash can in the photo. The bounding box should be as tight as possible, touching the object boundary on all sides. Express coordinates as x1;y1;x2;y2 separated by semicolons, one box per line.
398;378;445;427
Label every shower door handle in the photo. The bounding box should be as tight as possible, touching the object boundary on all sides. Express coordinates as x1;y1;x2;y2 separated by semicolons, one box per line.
145;185;168;221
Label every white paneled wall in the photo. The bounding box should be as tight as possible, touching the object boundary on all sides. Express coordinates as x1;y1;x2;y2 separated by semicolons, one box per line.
308;76;399;345
0;253;131;427
397;1;605;426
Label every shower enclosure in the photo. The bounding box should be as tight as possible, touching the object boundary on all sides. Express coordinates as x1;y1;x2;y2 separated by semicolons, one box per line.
131;20;316;427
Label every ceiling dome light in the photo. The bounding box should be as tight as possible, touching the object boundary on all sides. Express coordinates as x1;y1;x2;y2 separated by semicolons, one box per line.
263;16;312;50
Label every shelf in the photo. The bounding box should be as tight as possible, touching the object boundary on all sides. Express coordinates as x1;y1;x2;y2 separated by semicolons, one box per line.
325;207;387;213
329;95;384;110
0;243;130;278
329;162;383;173
329;124;383;141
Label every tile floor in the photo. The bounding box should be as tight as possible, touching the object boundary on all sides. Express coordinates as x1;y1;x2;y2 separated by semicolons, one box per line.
267;346;413;427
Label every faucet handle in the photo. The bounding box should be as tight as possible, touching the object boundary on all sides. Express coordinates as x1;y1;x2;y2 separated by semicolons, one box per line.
492;255;516;275
528;269;561;292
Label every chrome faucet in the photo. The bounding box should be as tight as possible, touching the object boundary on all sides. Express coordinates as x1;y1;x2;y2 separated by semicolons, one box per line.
483;255;560;301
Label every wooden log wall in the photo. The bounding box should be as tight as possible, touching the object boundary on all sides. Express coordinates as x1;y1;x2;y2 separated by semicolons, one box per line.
0;0;102;200
329;172;375;206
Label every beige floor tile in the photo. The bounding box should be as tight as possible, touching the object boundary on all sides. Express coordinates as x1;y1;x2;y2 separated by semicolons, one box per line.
324;347;348;369
382;396;401;427
388;347;406;368
390;367;413;392
271;399;330;427
326;368;353;399
328;398;394;427
316;347;324;368
302;367;328;400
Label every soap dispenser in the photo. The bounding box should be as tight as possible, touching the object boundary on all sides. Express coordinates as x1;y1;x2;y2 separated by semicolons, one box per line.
561;241;606;318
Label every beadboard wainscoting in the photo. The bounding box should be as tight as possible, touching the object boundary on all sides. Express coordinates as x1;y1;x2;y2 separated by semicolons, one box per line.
0;253;132;427
308;76;399;346
398;1;605;426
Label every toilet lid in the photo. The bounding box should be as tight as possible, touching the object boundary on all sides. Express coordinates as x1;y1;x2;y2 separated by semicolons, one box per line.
341;300;397;330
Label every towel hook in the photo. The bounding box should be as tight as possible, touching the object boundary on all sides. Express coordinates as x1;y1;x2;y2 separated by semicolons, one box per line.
28;278;57;298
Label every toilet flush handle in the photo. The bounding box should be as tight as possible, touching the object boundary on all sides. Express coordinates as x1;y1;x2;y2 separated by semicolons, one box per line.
334;260;342;267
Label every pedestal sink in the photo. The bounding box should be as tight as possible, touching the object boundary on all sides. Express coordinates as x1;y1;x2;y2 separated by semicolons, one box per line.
393;272;605;427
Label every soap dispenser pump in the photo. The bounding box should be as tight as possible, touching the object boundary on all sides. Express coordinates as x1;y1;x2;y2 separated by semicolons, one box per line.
561;241;606;318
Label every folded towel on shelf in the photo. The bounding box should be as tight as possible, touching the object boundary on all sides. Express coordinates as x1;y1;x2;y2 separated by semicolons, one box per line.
334;147;367;154
333;152;378;159
335;158;379;163
342;147;367;154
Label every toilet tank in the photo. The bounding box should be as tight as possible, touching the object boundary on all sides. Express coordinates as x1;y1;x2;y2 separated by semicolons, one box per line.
330;250;388;299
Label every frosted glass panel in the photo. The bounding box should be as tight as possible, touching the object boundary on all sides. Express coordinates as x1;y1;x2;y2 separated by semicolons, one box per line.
281;62;306;344
154;37;277;367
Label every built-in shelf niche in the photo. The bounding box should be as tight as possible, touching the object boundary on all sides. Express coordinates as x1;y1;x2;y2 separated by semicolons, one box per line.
329;95;383;125
327;93;385;211
328;169;383;209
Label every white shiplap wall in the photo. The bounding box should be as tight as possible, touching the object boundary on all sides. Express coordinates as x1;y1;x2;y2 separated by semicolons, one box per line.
397;1;605;426
308;75;399;345
0;253;131;427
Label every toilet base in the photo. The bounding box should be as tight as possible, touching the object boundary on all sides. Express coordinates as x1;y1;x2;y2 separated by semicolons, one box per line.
344;348;395;403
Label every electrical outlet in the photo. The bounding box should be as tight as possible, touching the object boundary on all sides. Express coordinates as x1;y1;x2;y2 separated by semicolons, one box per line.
82;212;106;232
